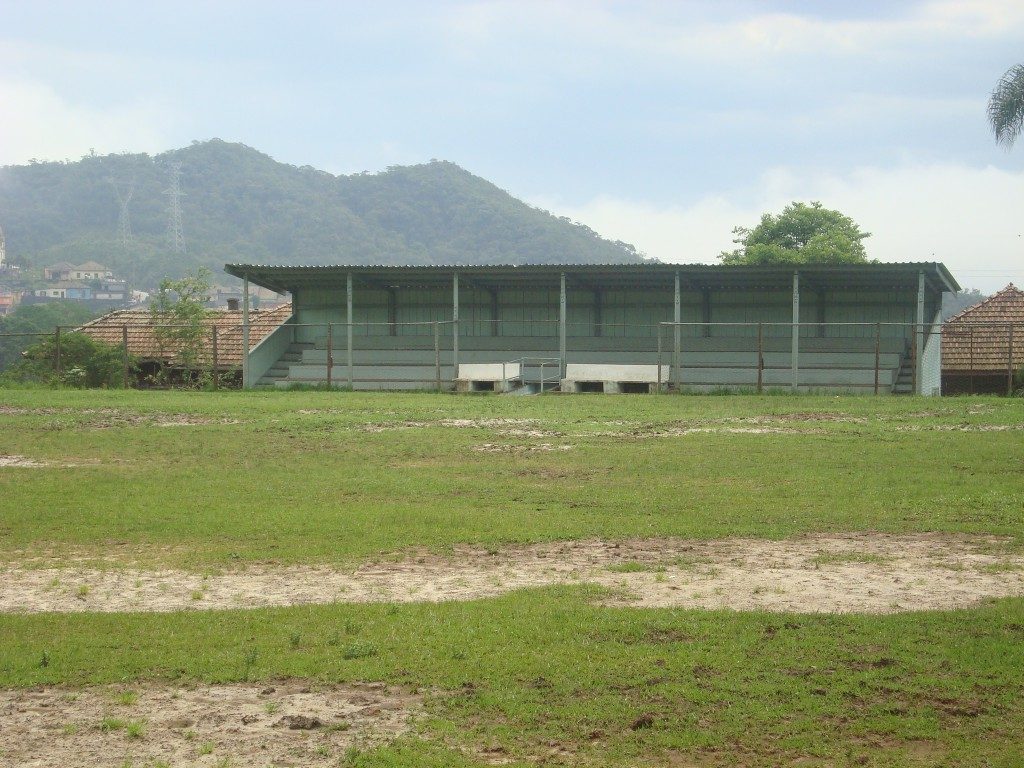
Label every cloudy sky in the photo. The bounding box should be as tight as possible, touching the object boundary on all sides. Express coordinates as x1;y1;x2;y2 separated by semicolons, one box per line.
2;0;1023;291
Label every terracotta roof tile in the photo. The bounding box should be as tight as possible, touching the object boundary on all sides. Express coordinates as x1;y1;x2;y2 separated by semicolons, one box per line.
942;285;1024;373
76;303;291;369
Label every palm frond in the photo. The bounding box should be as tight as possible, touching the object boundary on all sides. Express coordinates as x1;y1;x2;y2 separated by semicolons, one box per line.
988;64;1024;148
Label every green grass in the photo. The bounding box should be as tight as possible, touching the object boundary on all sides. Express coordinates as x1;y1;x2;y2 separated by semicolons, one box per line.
0;390;1022;568
2;389;1024;765
2;590;1024;766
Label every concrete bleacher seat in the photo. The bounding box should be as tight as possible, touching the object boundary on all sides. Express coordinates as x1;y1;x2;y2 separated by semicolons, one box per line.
561;363;671;393
456;363;522;393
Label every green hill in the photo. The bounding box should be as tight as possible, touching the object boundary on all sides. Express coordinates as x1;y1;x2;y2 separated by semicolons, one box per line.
0;140;644;287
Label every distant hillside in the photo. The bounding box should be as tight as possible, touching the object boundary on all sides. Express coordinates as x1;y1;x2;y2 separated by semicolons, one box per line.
0;140;644;287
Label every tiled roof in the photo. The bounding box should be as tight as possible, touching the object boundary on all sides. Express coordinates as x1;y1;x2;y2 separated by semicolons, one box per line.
942;285;1024;373
76;303;291;368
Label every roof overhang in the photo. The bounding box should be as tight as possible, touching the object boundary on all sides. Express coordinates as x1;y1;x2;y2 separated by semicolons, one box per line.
225;262;960;295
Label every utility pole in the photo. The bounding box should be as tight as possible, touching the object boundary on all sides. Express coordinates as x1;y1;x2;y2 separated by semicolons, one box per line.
164;162;186;255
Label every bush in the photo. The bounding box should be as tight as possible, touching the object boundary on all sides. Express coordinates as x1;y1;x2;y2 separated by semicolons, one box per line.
0;332;134;388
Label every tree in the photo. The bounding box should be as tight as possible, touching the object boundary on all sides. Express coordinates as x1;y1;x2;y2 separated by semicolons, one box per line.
719;201;871;265
989;64;1024;148
150;268;212;383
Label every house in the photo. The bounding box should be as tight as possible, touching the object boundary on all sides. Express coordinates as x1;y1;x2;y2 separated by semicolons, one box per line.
34;282;93;300
223;262;956;394
941;284;1024;395
43;262;76;281
43;261;114;282
0;289;19;316
76;303;292;384
73;261;113;280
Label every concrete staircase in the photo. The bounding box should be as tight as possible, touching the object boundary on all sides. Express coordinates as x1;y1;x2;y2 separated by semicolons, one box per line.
255;342;314;388
891;346;916;395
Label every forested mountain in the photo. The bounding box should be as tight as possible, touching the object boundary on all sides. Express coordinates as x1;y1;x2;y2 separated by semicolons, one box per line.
0;140;644;287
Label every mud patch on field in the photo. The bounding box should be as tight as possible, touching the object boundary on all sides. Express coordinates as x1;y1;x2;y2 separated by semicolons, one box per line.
0;454;47;468
4;534;1023;615
0;406;239;429
360;418;538;433
0;454;97;469
895;423;1024;433
0;681;419;768
472;442;575;453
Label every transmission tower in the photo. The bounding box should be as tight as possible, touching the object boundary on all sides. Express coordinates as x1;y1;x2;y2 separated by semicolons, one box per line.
164;161;186;255
110;177;135;250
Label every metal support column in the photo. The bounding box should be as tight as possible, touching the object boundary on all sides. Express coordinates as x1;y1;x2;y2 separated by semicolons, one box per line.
54;327;62;380
452;272;460;381
242;274;250;388
791;271;800;391
326;323;333;388
915;270;925;395
346;272;353;390
673;271;681;390
559;272;567;379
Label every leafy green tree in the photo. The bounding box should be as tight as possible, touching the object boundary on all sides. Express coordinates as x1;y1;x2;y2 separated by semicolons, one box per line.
719;201;871;265
150;268;213;382
989;64;1024;148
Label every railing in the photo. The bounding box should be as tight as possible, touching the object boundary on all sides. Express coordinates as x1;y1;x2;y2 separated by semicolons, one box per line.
1;319;1021;395
502;357;561;392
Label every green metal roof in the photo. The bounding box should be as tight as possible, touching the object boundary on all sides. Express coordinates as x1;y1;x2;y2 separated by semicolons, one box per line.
225;262;960;294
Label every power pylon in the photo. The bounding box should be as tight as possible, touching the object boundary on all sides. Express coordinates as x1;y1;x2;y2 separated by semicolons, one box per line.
164;162;186;255
110;177;135;251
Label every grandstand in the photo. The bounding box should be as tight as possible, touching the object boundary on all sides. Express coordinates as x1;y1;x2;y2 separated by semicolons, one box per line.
223;263;957;394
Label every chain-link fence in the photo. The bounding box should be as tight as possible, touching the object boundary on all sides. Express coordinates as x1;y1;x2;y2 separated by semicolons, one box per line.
1;319;1021;395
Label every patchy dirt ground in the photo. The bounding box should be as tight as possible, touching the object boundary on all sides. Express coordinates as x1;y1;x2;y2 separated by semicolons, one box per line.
0;681;419;767
0;406;237;429
3;534;1022;615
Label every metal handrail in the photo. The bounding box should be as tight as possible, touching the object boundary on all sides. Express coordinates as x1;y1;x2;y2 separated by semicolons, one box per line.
501;356;561;392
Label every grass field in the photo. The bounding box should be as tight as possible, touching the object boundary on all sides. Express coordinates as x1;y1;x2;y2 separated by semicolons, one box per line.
2;390;1024;766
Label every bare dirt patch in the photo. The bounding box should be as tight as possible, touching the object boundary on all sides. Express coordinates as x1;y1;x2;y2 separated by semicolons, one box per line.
3;534;1023;615
472;442;575;453
0;681;419;767
0;406;237;429
0;455;47;468
359;418;538;433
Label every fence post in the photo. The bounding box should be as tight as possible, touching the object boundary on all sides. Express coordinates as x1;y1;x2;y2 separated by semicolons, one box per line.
327;322;333;389
969;327;974;395
874;322;881;396
910;323;917;395
346;273;354;390
757;322;764;394
656;324;663;393
791;271;800;392
211;327;219;390
434;322;441;393
1009;323;1015;397
54;327;62;381
122;324;130;389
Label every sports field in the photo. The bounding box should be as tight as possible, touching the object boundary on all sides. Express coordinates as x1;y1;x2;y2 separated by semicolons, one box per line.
1;390;1023;767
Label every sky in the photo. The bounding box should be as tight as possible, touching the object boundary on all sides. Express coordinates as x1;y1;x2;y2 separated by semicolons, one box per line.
1;0;1022;292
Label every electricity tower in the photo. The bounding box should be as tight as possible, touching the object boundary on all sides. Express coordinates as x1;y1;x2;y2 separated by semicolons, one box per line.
110;177;135;251
164;161;186;255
